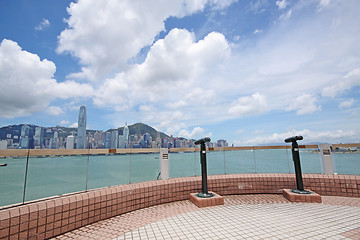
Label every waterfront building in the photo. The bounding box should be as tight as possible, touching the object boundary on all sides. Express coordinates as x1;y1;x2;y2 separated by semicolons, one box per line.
20;124;30;149
144;133;151;148
33;127;44;149
217;139;228;147
118;135;125;148
0;140;7;149
110;130;118;149
76;106;87;149
105;132;111;149
123;123;129;148
66;135;75;149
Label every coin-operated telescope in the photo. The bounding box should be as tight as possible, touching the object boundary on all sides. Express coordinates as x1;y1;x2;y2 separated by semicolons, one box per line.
194;137;214;198
285;136;310;194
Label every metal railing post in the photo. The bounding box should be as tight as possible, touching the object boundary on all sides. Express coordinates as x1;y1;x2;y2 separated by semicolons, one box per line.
22;149;30;204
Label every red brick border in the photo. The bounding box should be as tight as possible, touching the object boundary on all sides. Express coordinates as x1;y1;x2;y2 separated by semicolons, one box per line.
282;189;322;203
0;174;359;240
190;192;224;208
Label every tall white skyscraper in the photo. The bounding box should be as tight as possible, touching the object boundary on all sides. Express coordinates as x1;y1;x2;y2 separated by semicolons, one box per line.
77;106;87;149
123;122;129;148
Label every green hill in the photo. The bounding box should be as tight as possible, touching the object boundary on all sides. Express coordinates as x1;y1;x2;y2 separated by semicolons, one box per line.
109;123;169;140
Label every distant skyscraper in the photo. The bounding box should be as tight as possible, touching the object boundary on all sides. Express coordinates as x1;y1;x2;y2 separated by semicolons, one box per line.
123;123;129;148
105;132;111;149
77;106;87;149
110;130;118;149
33;127;44;149
66;135;75;149
20;124;30;149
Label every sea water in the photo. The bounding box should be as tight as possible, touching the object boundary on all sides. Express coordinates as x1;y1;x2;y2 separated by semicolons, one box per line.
0;149;359;207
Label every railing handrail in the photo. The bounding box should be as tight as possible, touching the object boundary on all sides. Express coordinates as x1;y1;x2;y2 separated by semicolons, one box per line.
0;143;359;157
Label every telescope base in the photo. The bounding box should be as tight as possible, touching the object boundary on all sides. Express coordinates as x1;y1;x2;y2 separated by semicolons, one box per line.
283;189;322;203
190;192;224;208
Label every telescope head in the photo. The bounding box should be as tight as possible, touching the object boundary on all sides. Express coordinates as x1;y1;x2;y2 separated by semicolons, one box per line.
195;137;211;145
284;136;303;143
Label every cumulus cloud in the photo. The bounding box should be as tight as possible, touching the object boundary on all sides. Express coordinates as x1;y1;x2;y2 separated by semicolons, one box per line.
128;29;230;93
286;94;321;115
57;0;235;81
35;18;50;31
47;106;64;116
339;99;355;109
178;126;206;139
0;39;93;118
94;28;229;111
245;129;357;145
228;93;267;117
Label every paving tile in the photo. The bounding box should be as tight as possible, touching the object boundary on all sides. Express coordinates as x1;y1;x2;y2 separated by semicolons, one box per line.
49;194;360;240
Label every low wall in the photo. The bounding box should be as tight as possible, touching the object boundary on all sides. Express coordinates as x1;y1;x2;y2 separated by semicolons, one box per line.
1;174;359;240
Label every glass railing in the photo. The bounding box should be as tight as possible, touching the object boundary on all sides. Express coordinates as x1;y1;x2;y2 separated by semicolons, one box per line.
0;144;359;207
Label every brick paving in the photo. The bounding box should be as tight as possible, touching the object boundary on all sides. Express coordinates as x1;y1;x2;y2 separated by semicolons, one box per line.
51;194;360;240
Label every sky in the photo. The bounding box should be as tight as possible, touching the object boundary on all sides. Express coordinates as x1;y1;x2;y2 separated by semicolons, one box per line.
0;0;360;145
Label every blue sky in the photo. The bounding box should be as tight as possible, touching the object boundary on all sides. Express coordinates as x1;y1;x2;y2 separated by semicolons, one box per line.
0;0;359;145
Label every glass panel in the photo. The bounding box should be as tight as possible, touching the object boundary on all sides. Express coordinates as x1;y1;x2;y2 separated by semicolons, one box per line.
169;151;200;178
0;157;27;207
299;148;322;174
225;150;256;174
87;154;130;190
332;152;360;175
130;152;159;183
207;151;226;175
25;155;87;202
253;149;289;173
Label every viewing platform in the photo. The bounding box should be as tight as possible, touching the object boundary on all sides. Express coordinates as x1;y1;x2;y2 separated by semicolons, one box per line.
1;173;360;239
0;144;359;239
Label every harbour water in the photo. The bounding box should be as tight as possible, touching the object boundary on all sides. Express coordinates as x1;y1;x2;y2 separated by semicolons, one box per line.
0;149;359;207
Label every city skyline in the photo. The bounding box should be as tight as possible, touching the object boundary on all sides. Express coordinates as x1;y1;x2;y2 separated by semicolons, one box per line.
0;122;229;150
0;0;360;146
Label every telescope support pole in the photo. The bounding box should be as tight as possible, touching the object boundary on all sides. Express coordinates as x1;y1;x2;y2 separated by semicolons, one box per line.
200;142;208;195
292;141;304;191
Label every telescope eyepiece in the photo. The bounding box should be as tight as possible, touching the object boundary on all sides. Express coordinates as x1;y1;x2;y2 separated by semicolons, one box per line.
284;136;303;143
195;137;211;145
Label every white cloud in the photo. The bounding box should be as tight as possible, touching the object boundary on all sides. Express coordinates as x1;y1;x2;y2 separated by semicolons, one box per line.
93;28;229;114
317;0;331;11
57;0;234;81
60;120;70;125
339;99;355;109
253;29;263;34
0;39;93;118
69;122;78;128
322;68;360;97
276;0;287;9
35;18;50;31
93;73;129;108
286;94;321;115
279;9;292;21
245;129;357;145
178;126;206;139
228;93;267;117
47;106;64;116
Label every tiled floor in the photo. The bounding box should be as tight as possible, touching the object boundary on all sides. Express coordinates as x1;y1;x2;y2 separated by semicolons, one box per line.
53;195;360;240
